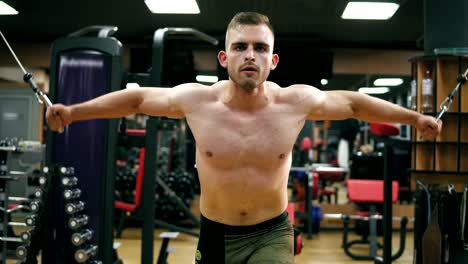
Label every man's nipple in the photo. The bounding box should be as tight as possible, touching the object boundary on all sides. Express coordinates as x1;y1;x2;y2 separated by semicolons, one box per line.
278;153;285;159
206;151;213;157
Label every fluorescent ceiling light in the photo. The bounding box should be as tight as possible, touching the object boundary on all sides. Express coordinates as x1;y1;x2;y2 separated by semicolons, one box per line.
358;87;389;94
342;2;399;20
196;75;218;83
373;78;403;86
0;1;18;15
126;83;140;89
145;0;200;14
321;79;328;85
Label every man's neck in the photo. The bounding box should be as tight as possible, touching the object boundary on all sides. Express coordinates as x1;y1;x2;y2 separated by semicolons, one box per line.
223;81;271;111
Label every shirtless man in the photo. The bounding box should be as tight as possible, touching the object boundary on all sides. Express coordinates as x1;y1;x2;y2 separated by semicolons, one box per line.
46;12;441;264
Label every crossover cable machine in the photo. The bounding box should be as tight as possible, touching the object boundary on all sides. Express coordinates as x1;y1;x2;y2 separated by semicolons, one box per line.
140;27;218;264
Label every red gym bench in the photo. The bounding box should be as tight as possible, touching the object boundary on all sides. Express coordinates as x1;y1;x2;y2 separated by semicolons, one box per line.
342;179;408;261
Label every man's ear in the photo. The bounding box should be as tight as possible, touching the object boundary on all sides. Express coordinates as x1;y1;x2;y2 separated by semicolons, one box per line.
271;53;279;70
218;50;227;68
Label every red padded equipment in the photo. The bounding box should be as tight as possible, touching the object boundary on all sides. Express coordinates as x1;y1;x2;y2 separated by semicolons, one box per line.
300;137;312;151
114;148;145;212
287;202;295;224
346;179;399;203
369;123;400;137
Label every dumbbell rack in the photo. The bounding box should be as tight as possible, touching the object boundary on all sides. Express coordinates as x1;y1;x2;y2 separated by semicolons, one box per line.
14;166;102;264
15;166;54;264
0;146;20;264
0;138;45;263
59;167;101;264
0;138;102;263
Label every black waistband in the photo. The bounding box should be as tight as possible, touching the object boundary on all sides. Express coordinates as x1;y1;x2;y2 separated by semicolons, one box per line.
200;211;289;235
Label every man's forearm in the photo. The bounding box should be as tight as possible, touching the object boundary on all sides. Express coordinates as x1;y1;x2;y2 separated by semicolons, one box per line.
351;92;421;126
69;89;142;122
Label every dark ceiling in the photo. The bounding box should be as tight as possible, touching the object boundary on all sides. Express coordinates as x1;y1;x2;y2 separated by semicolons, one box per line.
0;0;421;99
1;0;423;49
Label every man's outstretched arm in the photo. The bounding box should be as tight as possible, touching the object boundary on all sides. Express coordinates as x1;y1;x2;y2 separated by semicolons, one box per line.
304;89;442;140
46;84;187;132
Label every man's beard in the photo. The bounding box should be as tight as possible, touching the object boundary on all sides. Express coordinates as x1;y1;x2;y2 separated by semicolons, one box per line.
239;78;256;92
227;64;262;92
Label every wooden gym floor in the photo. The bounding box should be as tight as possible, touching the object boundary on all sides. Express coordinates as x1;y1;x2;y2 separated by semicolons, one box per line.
8;192;415;263
5;226;414;263
115;227;414;264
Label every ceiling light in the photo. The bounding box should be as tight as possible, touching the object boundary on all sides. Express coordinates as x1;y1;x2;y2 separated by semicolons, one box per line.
321;79;328;85
358;87;389;94
373;78;403;86
196;75;218;83
145;0;200;14
126;83;140;89
0;1;18;15
342;2;399;20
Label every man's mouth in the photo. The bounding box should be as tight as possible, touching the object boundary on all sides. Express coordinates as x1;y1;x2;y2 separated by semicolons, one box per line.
240;65;258;74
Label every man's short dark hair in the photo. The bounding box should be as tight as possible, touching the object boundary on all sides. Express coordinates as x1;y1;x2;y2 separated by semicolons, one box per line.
227;12;274;36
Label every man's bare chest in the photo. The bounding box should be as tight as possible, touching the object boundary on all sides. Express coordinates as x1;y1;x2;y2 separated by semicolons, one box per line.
187;106;305;167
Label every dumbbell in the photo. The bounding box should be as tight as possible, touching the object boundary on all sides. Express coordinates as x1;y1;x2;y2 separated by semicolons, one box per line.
62;176;78;187
33;188;43;199
20;229;35;243
25;215;37;226
88;261;103;264
30;200;40;213
16;245;28;260
65;201;85;215
68;215;89;230
74;245;98;263
59;166;74;176
64;188;82;200
38;175;47;186
42;166;50;174
71;229;93;246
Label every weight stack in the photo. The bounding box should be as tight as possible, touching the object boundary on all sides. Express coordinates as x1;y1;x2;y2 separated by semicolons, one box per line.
45;26;123;264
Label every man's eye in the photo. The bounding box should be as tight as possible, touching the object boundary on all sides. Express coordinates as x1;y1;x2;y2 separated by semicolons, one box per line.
234;46;245;51
255;46;267;52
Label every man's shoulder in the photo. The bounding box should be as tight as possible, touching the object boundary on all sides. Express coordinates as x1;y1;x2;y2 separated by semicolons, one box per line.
280;83;320;91
174;82;219;102
173;82;211;94
272;83;322;100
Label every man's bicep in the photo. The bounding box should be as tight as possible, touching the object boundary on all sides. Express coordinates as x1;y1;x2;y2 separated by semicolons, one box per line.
307;90;355;120
138;87;184;118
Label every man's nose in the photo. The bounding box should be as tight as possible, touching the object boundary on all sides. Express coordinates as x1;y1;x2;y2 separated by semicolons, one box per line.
244;46;255;61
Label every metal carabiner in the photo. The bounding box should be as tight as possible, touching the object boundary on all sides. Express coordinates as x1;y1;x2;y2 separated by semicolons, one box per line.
435;97;453;121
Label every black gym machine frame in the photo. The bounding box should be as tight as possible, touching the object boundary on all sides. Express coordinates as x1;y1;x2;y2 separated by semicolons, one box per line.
0;26;218;263
44;27;122;264
1;27;122;264
140;27;218;264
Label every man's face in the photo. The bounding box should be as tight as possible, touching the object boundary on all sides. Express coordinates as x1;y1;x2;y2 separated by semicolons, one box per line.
218;24;279;92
